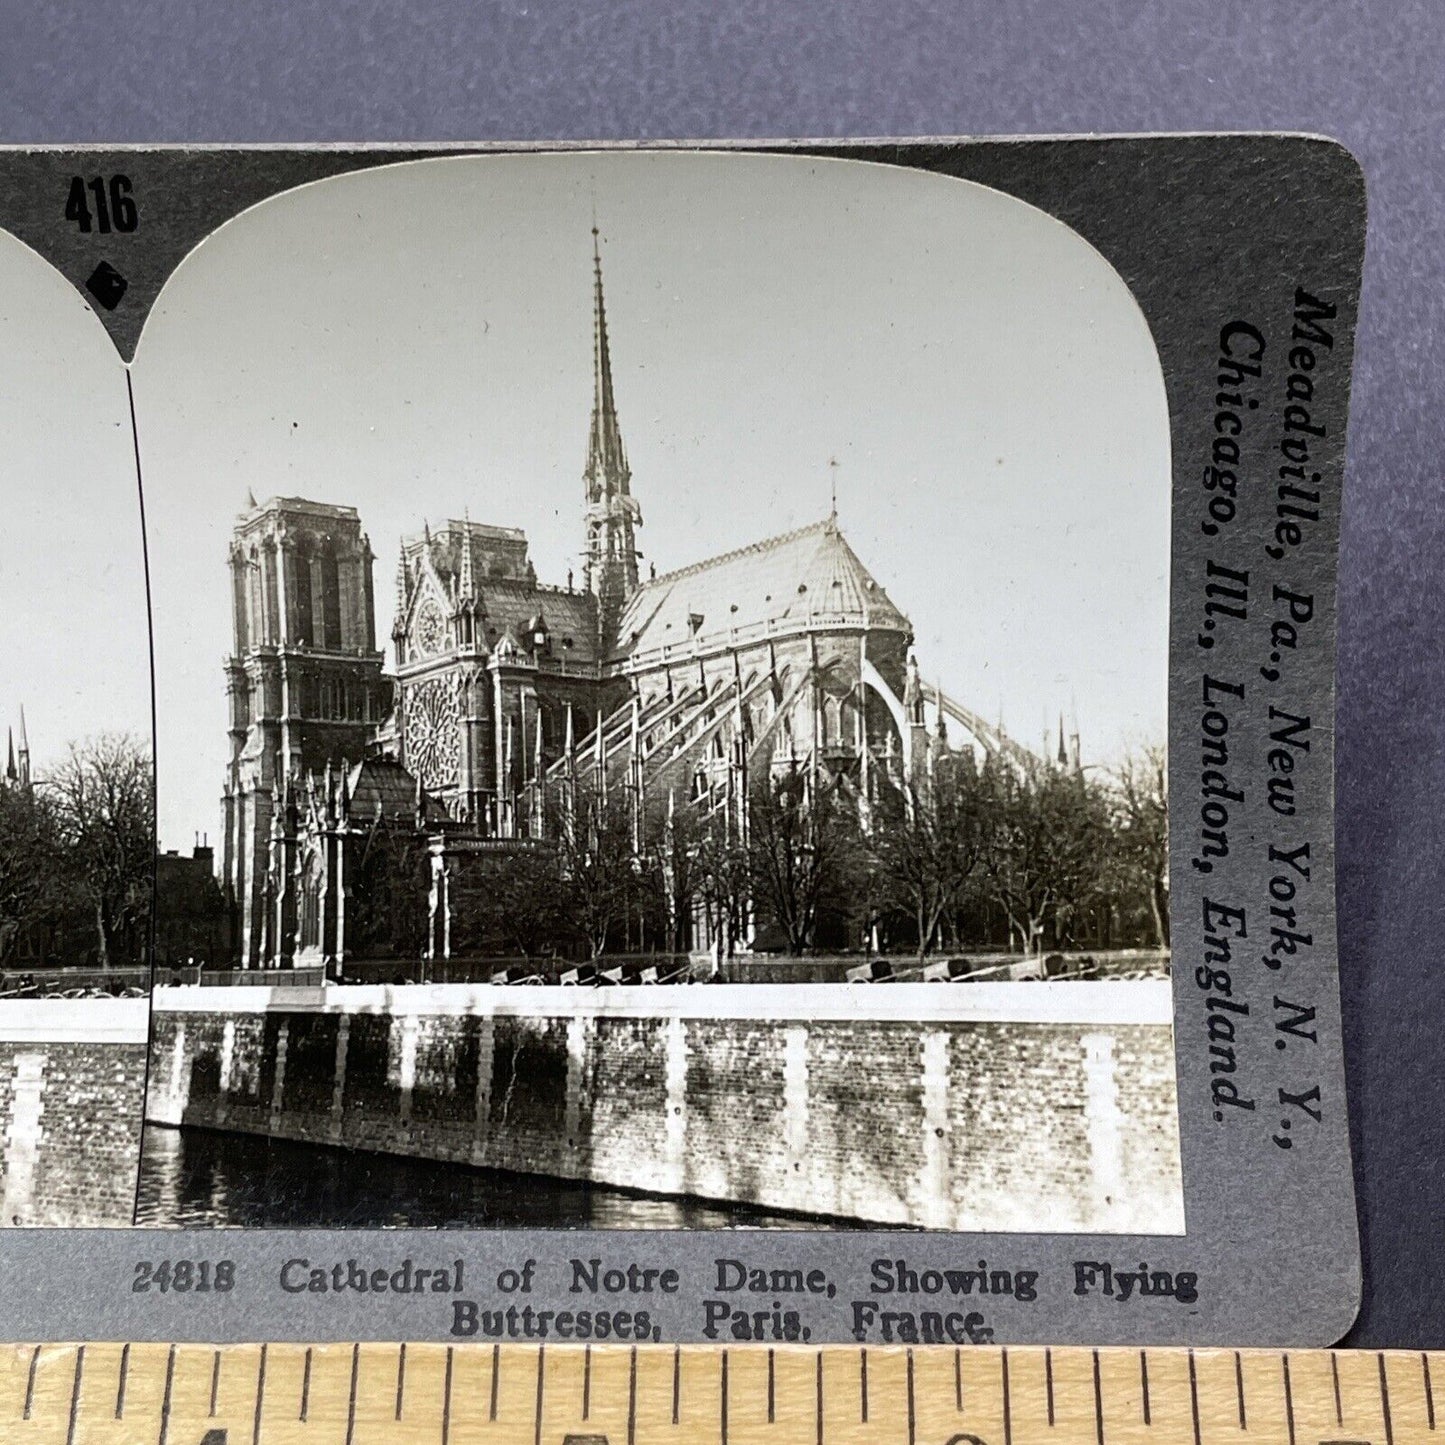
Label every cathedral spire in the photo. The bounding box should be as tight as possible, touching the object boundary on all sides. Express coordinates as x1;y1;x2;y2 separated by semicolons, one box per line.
458;507;476;616
586;227;629;494
16;707;29;788
583;226;642;650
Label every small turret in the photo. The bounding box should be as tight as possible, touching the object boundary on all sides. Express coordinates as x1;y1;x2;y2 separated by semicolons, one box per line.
904;655;924;727
392;551;408;642
458;509;476;605
16;707;29;789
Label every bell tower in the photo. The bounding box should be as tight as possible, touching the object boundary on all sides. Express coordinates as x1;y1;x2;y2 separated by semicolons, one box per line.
582;227;642;652
221;496;387;966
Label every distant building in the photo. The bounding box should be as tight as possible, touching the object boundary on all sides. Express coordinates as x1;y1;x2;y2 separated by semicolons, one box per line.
154;842;234;974
219;234;1040;970
4;708;30;792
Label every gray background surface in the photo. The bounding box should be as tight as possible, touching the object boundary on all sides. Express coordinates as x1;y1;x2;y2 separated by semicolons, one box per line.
0;0;1436;1348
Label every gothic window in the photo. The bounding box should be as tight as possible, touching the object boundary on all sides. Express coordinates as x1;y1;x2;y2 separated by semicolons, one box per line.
403;677;462;790
294;544;314;645
413;597;446;656
263;545;281;644
232;562;250;651
321;545;342;650
247;550;264;646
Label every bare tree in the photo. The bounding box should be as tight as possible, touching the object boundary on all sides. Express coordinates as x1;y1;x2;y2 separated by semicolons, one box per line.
48;733;153;967
640;796;705;956
455;845;567;961
550;779;641;959
747;764;861;955
1111;743;1170;948
695;823;752;962
0;786;66;964
977;756;1110;955
870;752;987;960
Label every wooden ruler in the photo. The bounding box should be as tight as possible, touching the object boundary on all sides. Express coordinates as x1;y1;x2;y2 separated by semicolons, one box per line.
0;1343;1437;1445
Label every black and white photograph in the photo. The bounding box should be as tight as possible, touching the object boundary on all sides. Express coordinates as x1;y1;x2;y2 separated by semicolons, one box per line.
134;151;1183;1233
0;229;153;1226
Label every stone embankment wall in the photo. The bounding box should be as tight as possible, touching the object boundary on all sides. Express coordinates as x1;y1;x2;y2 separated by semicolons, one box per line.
147;983;1183;1233
0;999;150;1226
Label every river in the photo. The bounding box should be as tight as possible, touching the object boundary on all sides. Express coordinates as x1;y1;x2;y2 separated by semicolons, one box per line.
134;1125;834;1230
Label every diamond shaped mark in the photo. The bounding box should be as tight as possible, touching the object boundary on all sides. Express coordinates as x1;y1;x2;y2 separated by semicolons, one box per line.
84;260;128;311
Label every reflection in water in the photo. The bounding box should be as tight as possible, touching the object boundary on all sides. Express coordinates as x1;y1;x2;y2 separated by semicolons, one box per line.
135;1125;836;1230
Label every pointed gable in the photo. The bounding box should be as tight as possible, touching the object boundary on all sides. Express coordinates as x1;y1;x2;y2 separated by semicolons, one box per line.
611;516;911;664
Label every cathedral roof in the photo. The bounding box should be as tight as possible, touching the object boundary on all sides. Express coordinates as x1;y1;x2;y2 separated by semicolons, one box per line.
345;757;425;819
474;581;602;664
612;516;911;664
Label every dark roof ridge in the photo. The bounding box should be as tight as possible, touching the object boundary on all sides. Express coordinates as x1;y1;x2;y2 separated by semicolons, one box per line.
639;516;834;589
480;578;591;598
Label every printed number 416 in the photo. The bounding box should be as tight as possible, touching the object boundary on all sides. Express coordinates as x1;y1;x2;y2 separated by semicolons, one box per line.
64;175;137;234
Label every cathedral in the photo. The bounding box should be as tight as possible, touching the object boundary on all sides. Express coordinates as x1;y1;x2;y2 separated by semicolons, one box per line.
220;234;1033;969
4;709;30;792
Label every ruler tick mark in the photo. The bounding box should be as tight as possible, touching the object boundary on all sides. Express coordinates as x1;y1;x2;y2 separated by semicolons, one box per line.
1045;1348;1055;1427
1092;1349;1105;1445
815;1351;823;1445
490;1343;500;1421
64;1344;84;1445
1282;1354;1296;1445
116;1341;131;1419
1424;1353;1436;1430
300;1348;312;1423
397;1341;407;1419
1139;1350;1150;1426
1234;1351;1246;1429
534;1345;545;1445
1000;1348;1010;1445
908;1348;917;1445
628;1347;638;1445
158;1344;176;1445
443;1346;454;1445
211;1349;222;1416
721;1350;729;1445
954;1348;963;1412
767;1349;775;1424
861;1347;869;1422
345;1342;359;1445
671;1345;680;1425
1379;1353;1394;1445
253;1343;268;1445
23;1345;39;1420
1189;1350;1202;1445
584;1344;592;1419
1332;1352;1343;1426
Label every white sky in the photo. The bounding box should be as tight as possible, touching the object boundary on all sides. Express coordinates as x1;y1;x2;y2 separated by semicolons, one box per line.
0;233;151;783
122;151;1169;850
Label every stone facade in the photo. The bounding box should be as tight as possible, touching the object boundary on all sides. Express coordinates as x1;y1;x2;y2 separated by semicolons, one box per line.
0;999;149;1226
147;983;1183;1233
